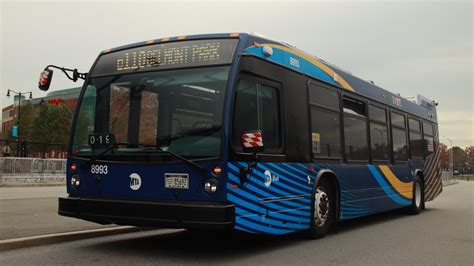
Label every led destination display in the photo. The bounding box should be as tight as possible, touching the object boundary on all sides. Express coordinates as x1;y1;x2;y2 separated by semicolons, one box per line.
91;39;238;76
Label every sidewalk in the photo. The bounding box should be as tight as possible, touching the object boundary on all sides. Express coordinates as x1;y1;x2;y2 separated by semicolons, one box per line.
0;186;114;240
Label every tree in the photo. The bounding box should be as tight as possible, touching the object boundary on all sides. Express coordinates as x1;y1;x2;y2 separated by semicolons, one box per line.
439;143;450;170
465;146;474;171
452;146;467;171
29;103;72;151
48;105;72;144
29;104;50;144
17;102;38;140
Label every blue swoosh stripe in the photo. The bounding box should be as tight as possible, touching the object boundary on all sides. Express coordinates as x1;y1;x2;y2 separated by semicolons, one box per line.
233;162;310;197
278;163;312;180
228;165;310;205
367;165;411;206
227;186;310;222
227;180;311;219
242;213;309;230
231;193;310;225
236;216;291;235
229;163;308;198
228;173;309;210
252;168;309;196
235;224;260;234
264;163;312;192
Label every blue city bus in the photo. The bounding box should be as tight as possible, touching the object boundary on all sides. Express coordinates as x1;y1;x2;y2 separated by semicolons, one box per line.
40;33;442;238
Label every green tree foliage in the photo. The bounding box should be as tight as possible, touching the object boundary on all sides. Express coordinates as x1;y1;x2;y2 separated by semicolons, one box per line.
48;105;72;144
30;104;72;149
452;146;467;171
464;146;474;170
439;143;450;170
17;102;38;140
29;104;50;144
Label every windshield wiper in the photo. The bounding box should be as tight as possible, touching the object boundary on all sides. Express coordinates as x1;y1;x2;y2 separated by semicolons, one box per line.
157;125;222;146
141;147;206;172
85;143;119;165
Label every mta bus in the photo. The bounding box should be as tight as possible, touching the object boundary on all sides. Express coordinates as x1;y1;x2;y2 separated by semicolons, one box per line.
39;33;442;238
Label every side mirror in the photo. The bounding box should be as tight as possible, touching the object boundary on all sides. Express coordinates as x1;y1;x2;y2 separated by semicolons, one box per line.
38;69;53;91
241;130;264;154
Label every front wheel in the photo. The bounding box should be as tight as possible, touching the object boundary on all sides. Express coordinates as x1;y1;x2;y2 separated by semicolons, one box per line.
307;179;334;239
408;179;423;215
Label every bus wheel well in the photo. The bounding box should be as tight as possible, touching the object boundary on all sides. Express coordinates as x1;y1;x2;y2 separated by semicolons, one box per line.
317;173;340;221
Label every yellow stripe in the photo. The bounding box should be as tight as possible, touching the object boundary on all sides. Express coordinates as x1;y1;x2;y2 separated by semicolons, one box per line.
379;165;413;199
260;43;354;91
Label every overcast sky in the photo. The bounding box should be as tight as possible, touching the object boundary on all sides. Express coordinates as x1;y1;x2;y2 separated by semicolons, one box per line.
1;0;472;147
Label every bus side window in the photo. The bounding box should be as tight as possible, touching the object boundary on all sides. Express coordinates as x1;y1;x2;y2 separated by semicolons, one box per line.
232;79;281;152
391;112;408;162
409;118;423;158
310;108;341;158
423;121;435;156
369;105;389;161
343;97;369;161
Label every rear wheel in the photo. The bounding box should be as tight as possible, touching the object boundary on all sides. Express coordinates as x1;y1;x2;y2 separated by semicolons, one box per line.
307;179;334;239
408;179;423;215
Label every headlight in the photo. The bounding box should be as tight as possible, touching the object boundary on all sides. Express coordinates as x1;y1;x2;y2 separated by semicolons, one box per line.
71;175;80;189
204;178;218;194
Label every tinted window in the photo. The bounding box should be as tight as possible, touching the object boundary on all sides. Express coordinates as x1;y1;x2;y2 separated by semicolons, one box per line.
424;136;435;156
410;132;423;157
369;105;386;123
233;80;281;150
409;118;420;132
392;128;408;161
423;122;434;136
309;83;339;110
344;117;368;160
370;123;389;160
391;112;405;128
311;109;341;158
343;97;366;117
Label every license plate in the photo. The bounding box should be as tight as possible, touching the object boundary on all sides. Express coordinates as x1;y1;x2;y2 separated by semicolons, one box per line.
165;173;189;189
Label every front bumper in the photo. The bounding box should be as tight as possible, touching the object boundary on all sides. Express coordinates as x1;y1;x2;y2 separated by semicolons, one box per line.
59;197;235;229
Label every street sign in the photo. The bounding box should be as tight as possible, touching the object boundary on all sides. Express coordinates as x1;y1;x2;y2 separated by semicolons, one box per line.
12;125;18;137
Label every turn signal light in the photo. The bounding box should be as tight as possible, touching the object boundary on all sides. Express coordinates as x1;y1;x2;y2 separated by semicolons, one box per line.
70;163;77;173
212;165;222;176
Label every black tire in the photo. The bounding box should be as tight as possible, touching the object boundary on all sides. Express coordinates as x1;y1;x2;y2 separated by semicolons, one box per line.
306;179;335;239
408;178;423;215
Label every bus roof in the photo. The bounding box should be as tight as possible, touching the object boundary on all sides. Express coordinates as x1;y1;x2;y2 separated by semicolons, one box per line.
100;32;438;123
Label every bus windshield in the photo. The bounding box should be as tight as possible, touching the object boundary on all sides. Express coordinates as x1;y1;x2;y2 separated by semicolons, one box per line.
71;66;230;161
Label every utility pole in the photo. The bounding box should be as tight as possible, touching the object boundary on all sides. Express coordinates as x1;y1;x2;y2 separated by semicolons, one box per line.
6;90;32;157
443;136;454;173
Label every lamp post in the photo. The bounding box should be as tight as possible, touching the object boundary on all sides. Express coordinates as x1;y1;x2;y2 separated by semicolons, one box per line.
442;136;453;173
6;90;32;157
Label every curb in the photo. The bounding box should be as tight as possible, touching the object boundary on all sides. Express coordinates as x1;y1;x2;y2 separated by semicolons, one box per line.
0;183;65;187
0;226;149;252
442;180;458;186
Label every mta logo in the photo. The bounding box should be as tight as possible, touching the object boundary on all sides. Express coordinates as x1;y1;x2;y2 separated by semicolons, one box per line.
129;173;142;191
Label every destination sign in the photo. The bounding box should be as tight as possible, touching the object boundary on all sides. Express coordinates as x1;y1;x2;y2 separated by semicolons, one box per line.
91;39;238;76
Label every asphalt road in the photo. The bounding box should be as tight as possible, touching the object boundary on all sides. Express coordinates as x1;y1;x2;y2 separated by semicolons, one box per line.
0;186;114;240
1;182;472;265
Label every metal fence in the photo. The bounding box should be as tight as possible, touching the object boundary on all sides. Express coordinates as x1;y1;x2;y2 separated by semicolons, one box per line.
441;171;454;184
0;157;67;184
0;139;68;159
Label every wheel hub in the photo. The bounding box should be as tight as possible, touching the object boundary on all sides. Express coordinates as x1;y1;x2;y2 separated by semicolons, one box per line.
315;188;330;226
415;182;422;208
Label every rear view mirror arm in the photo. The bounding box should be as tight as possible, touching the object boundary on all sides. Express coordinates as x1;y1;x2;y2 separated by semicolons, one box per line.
45;65;87;82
